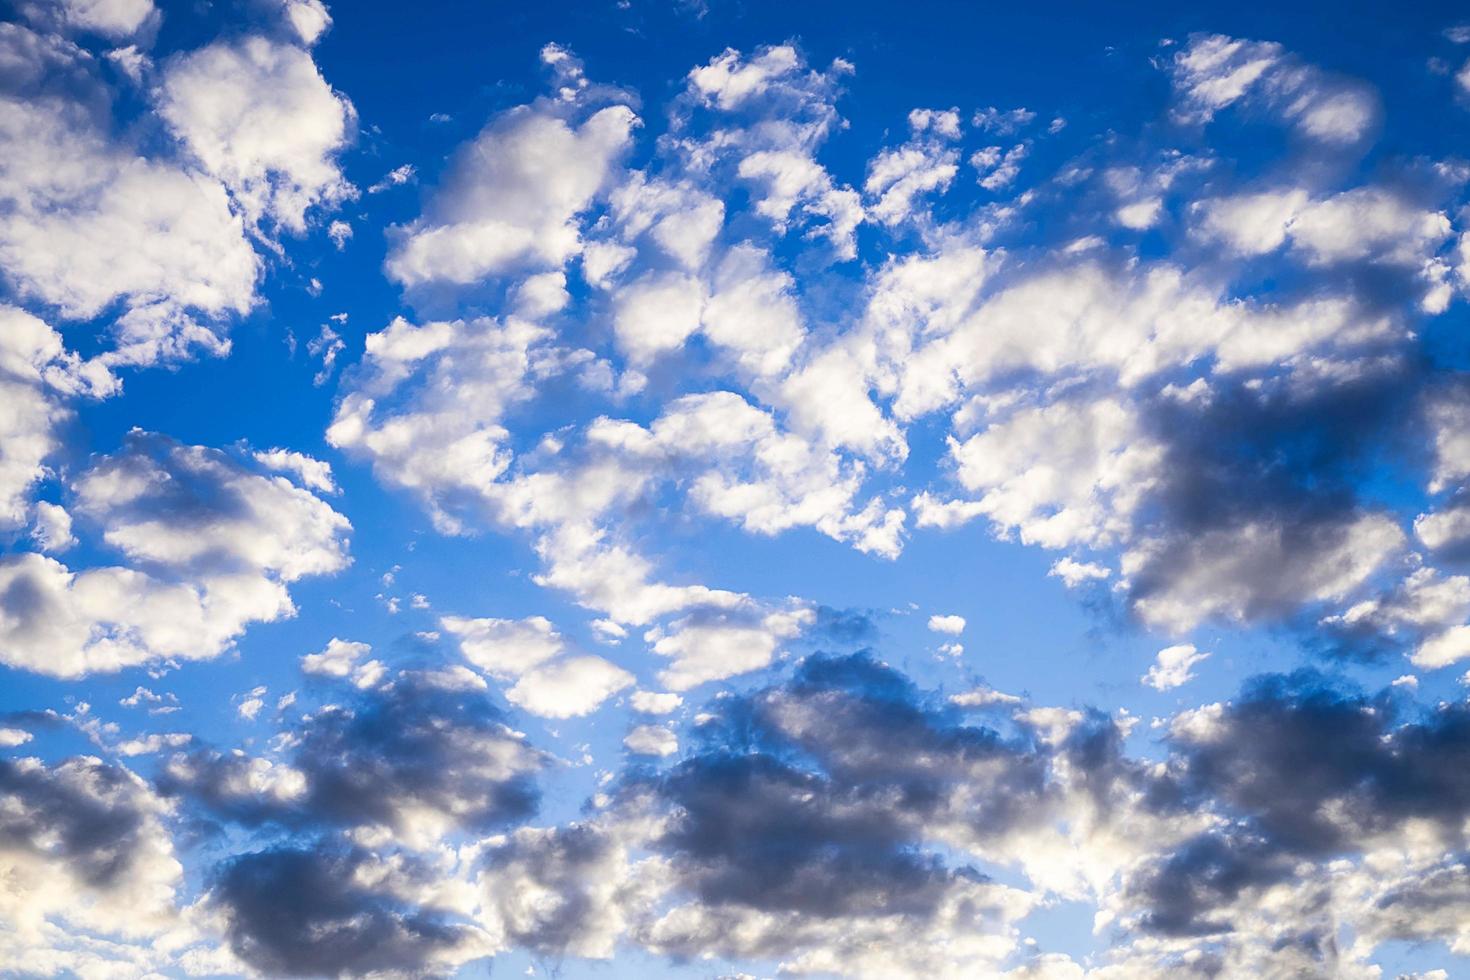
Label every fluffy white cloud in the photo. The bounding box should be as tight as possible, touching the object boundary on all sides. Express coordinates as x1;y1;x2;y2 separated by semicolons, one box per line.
301;638;384;688
865;121;959;226
623;724;678;757
0;755;184;969
1412;626;1470;669
1195;186;1451;292
0;305;114;529
1425;388;1470;494
0;434;350;676
327;315;565;532
630;690;682;714
46;0;158;40
506;655;633;718
0;26;259;364
30;500;76;552
157;35;355;232
252;447;337;494
923;396;1163;549
443;614;630;717
387;48;637;286
683;45;863;258
1141;643;1210;690
927;614;966;635
442;615;567;677
645;603;813;691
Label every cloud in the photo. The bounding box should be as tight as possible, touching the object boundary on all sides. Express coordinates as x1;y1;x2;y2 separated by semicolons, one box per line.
624;724;679;757
0;754;184;970
1141;643;1210;690
31;0;159;42
0;23;259;365
386;47;637;286
1169;33;1378;143
645;603;814;690
164;668;547;846
505;655;633;718
252;447;337;494
300;637;385;688
157;35;355;232
0;305;114;529
630;690;683;714
211;844;491;977
0;432;349;676
681;45;863;258
442;614;631;717
927;614;966;635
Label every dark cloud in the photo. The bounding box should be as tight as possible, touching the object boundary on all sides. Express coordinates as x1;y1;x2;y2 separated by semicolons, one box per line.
1129;671;1470;942
162;670;546;836
1173;672;1470;849
618;654;1052;925
0;755;156;889
212;845;477;979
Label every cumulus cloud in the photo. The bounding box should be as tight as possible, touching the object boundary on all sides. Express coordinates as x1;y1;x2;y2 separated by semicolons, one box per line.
0;432;350;676
1142;643;1210;690
157;34;356;232
927;613;966;635
0;754;185;974
211;844;491;977
623;724;678;757
0;305;114;529
442;614;631;717
164;668;546;845
386;47;636;286
0;23;259;364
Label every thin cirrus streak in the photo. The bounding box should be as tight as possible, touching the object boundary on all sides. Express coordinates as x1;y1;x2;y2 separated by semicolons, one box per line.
1;0;1469;977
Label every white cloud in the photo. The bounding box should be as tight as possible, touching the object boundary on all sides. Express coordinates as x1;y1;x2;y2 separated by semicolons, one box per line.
386;75;636;285
683;45;863;258
0;434;350;677
866;137;959;226
0;306;114;529
1048;557;1111;588
0;29;259;364
0;756;184;966
1141;643;1210;690
623;724;678;757
927;614;966;635
278;0;331;46
506;655;633;718
327;315;560;532
630;690;683;714
0;728;33;747
301;637;384;688
1170;34;1376;144
1412;626;1470;670
252;447;336;494
157;35;356;232
646;604;813;691
441;615;566;678
31;501;76;552
52;0;158;40
927;396;1163;549
686;44;802;109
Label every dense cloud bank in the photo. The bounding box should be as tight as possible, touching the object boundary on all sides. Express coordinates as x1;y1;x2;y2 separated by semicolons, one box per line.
13;650;1470;976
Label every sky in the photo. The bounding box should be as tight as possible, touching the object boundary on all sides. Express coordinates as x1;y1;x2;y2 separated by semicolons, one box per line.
4;0;1470;976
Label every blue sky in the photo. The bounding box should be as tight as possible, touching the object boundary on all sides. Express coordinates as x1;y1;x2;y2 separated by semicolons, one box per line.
4;0;1470;976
